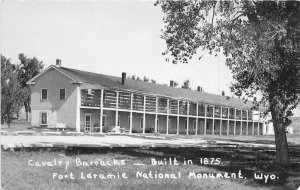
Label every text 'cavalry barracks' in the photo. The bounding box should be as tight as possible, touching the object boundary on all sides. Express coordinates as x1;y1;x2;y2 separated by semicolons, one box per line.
27;60;269;136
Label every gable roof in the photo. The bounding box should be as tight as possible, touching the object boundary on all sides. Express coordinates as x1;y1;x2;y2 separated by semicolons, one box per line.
51;66;255;110
26;65;75;84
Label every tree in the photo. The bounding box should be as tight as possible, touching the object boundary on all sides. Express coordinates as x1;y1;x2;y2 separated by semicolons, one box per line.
151;79;157;84
173;81;179;87
17;53;44;121
156;1;300;165
182;79;191;90
131;75;136;80
143;76;149;82
1;56;24;127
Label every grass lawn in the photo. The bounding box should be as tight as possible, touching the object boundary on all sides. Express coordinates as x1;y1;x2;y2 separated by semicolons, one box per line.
1;120;31;132
2;146;300;190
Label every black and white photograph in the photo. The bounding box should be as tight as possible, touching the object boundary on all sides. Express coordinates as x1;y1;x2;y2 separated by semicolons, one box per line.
1;0;300;189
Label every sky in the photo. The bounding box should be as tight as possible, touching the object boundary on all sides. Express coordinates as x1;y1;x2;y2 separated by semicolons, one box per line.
0;0;235;96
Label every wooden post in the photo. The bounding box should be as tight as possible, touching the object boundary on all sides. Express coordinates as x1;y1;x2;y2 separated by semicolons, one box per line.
196;103;198;135
227;108;230;136
220;107;222;135
115;91;119;128
100;89;104;133
246;110;249;136
155;97;158;133
204;104;207;135
143;95;146;134
212;106;215;135
258;123;260;135
177;100;180;135
130;93;133;134
240;118;243;135
186;102;189;135
76;85;81;132
252;122;254;135
166;99;169;135
234;108;236;135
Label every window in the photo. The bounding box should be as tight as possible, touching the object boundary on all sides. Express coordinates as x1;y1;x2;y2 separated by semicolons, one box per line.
41;89;47;100
184;119;187;129
199;104;204;112
87;89;92;101
59;89;66;100
40;112;48;125
140;117;143;129
193;120;197;130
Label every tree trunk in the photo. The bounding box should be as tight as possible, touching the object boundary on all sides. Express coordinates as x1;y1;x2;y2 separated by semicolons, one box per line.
271;111;290;165
24;101;30;122
7;115;11;128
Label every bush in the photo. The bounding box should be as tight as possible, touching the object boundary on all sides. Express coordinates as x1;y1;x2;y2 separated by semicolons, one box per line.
145;128;155;133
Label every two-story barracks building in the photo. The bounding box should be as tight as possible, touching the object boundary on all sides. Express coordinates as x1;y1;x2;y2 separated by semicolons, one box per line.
27;60;267;135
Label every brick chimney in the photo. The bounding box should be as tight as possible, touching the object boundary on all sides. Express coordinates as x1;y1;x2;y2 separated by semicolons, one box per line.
170;80;174;87
56;59;61;67
122;72;126;85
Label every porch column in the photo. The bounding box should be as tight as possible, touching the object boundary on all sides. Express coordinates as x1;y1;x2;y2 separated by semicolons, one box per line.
155;97;158;133
220;107;223;135
246;110;249;135
166;99;169;135
130;93;133;134
115;91;119;128
204;104;207;135
143;95;146;134
177;100;180;135
227;108;229;136
196;103;198;135
234;108;236;135
258;123;260;135
240;117;242;135
252;122;254;135
212;106;215;135
186;102;189;135
100;89;104;133
76;85;81;132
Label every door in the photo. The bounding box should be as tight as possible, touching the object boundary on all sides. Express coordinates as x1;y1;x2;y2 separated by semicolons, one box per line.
85;113;91;132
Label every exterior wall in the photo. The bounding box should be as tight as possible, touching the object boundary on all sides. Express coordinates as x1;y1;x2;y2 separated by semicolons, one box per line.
206;119;213;135
103;110;117;131
228;121;234;135
179;117;187;134
235;122;241;135
241;122;247;135
145;114;155;132
31;68;78;128
221;120;228;135
119;111;130;130
168;116;177;134
197;119;205;135
187;118;196;135
80;108;100;132
132;112;143;133
158;115;167;133
214;120;221;135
